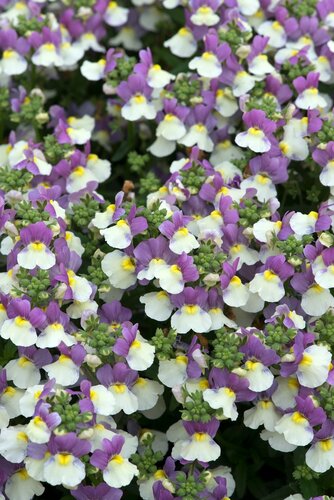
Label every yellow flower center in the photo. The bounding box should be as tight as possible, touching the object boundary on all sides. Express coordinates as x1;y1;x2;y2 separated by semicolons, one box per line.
121;257;136;272
31;241;45;251
184;304;199;314
15;316;29;327
57;453;72;466
230;275;241;286
113;383;126;393
291;411;307;425
320;439;333;452
134;94;146;104
264;269;277;281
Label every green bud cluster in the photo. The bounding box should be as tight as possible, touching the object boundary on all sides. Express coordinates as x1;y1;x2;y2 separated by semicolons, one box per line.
151;328;177;360
265;323;297;356
16;15;48;36
275;235;313;262
0;167;32;193
175;471;207;500
72;195;100;228
318;384;334;420
282;59;315;82
106;56;136;88
173;77;201;106
317;120;334;144
293;464;320;481
211;329;244;370
233;149;254;172
181;390;216;423
246;94;281;121
16;268;51;307
180;164;206;194
16;200;50;224
315;312;334;348
0;88;9;114
73;0;96;7
131;434;164;480
52;393;92;433
80;316;118;359
193;241;226;276
218;22;252;51
44;135;72;164
139;172;161;197
10;94;47;129
286;0;318;18
140;206;168;237
128;151;150;175
84;255;108;287
238;199;270;227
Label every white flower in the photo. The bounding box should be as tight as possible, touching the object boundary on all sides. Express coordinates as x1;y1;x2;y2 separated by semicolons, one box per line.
104;1;129;26
158;356;188;388
17;243;55;270
301;284;334;316
103;455;138;488
297;345;331;388
296;88;327;110
171;305;211;334
81;59;106;81
126;333;155;371
244;360;274;392
232;71;256;97
271;376;299;410
0;316;37;347
108;383;138;414
164;28;197;58
89;385;117;415
32;43;63;67
5;469;44;500
189;52;221;78
102;250;137;289
190;5;219;26
140;291;173;321
249;270;284;302
236;128;271;153
44;355;79;386
26;416;51;444
258;21;287;48
132;378;164;410
260;429;297;452
44;453;85;488
147;64;175;88
172;433;220;462
121;95;156;121
244;400;281;431
0;425;28;462
223;276;250;307
203;387;238;420
275;412;313;446
5;357;40;389
156;114;186;141
290;211;319;235
1;49;27;75
306;438;334;473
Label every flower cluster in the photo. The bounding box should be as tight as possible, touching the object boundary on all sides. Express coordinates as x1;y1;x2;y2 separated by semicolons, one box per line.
1;0;334;499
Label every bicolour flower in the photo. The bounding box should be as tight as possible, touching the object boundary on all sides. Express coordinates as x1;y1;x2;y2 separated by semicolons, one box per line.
275;396;326;446
102;250;137;289
170;287;211;334
43;344;86;386
281;332;332;388
135;48;175;88
189;33;230;78
171;419;220;463
203;368;254;420
235;110;277;153
190;0;220;26
117;74;156;121
43;433;90;488
5;346;52;389
220;259;249;307
306;421;334;473
0;299;45;347
96;363;139;414
293;72;327;110
113;322;155;371
249;256;294;303
164;26;197;58
101;205;147;249
240;334;280;392
17;222;55;270
91;435;138;488
159;212;199;254
26;403;61;444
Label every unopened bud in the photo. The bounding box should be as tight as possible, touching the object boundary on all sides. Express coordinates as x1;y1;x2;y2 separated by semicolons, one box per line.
84;354;102;368
236;44;251;59
35;112;49;125
319;232;334;248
